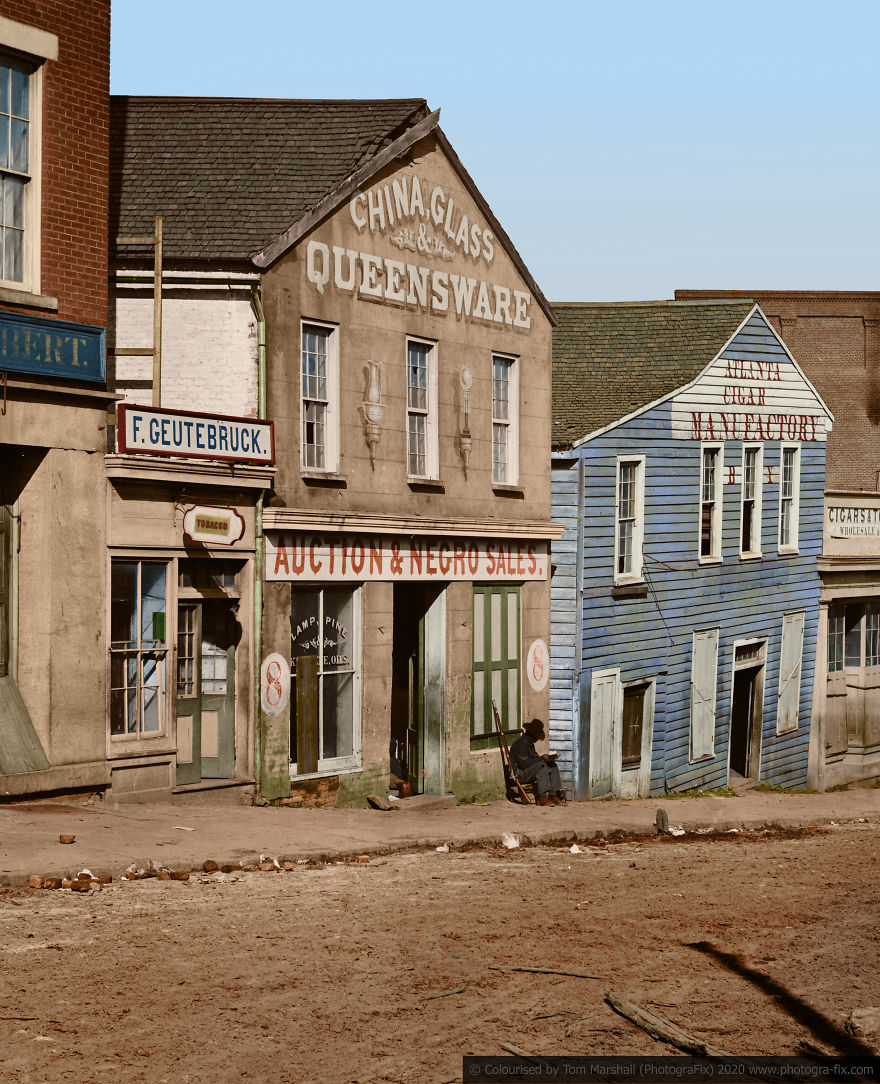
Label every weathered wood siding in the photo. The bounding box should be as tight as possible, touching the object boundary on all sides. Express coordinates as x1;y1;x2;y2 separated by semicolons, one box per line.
550;311;828;796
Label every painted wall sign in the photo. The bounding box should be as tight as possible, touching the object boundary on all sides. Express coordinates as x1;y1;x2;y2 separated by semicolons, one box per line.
725;465;777;485
260;653;291;717
183;506;245;546
349;175;496;268
306;241;532;330
670;354;829;443
117;403;275;465
265;532;548;583
0;309;106;384
827;506;880;538
526;639;550;693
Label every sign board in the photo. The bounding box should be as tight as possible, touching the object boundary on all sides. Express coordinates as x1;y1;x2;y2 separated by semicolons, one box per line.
266;532;549;583
827;506;880;539
260;653;291;717
183;506;245;546
117;403;275;465
0;309;106;384
526;639;550;693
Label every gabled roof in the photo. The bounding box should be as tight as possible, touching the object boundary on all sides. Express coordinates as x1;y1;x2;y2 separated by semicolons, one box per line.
110;96;430;264
110;95;556;325
552;299;756;448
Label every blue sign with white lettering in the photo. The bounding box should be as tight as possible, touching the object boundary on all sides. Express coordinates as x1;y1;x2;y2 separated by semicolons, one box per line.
0;309;106;385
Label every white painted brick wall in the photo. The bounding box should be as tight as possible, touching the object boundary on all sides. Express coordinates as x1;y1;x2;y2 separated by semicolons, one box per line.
114;291;258;417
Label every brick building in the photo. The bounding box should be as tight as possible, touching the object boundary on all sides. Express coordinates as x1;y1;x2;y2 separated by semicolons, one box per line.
676;290;880;786
1;3;114;797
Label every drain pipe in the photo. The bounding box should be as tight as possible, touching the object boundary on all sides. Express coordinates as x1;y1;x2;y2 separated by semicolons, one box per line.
251;283;267;798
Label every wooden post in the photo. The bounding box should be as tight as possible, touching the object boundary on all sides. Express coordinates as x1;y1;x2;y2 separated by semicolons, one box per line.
295;655;319;775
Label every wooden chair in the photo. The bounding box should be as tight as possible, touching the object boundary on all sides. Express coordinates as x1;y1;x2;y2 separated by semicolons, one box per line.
491;701;535;805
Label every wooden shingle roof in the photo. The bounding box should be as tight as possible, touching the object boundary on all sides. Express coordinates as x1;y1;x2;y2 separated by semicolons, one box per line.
552;300;756;448
110;96;430;265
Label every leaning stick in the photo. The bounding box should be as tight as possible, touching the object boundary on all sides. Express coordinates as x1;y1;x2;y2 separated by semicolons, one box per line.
490;965;604;980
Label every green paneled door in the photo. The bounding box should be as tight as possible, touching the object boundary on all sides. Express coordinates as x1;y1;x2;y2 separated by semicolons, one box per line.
176;600;236;784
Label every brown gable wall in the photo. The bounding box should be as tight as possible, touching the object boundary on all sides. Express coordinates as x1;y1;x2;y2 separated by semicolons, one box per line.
0;0;110;328
676;291;880;493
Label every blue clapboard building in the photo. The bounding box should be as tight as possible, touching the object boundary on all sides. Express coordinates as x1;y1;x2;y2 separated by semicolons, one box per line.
549;300;833;799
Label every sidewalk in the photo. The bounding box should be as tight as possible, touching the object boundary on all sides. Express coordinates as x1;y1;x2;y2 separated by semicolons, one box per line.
1;788;878;885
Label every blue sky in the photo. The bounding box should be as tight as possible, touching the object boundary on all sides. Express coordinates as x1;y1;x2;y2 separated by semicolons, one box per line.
110;0;878;301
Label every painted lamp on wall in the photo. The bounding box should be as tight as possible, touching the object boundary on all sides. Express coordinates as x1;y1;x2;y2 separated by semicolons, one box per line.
362;359;385;468
459;365;473;478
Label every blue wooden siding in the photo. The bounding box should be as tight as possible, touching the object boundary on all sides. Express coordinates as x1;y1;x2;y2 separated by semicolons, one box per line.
550;313;827;797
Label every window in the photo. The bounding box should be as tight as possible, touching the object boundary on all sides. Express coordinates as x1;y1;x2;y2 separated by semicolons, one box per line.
492;353;519;484
0;51;41;292
777;611;805;734
699;445;723;561
830;602;880;672
406;337;438;478
690;627;719;760
615;456;645;582
740;445;763;556
778;446;800;552
472;585;520;743
290;586;360;774
300;321;338;472
622;681;651;768
110;561;168;737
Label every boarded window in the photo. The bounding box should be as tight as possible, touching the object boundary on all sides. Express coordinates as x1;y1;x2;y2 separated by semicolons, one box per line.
690;628;719;760
777;611;805;734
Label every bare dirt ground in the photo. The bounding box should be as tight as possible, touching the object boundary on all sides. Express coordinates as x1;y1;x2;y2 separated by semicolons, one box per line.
2;824;879;1083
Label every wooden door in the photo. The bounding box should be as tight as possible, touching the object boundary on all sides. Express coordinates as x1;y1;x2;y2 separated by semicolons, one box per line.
589;668;620;798
176;600;236;784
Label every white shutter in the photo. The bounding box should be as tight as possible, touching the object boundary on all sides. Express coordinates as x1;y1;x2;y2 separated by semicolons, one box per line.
777;612;805;735
590;668;621;797
690;628;719;760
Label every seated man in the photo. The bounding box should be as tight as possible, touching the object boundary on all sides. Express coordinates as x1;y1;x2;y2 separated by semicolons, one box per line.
509;718;565;806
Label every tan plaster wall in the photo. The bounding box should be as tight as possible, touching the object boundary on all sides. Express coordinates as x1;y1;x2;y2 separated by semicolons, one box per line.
16;446;106;764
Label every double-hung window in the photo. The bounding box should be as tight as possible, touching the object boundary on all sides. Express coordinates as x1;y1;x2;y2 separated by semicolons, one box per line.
740;445;763;557
615;456;645;583
778;445;800;553
110;561;168;738
300;321;339;472
290;586;360;775
406;337;438;479
492;353;519;485
699;444;723;561
0;51;41;291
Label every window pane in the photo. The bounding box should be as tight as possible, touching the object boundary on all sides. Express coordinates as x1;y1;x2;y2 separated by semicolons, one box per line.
473;670;485;734
111;562;138;647
322;587;354;672
507;667;519;732
10;117;27;172
291;589;320;660
4;226;22;282
322;671;354;760
6;177;23;227
140;564;166;646
844;606;863;667
490;592;502;660
0;61;9;116
867;605;880;667
506;591;518;660
828;609;844;673
10;65;28;120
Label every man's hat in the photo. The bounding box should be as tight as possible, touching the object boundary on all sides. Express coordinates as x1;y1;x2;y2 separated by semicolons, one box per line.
524;718;544;737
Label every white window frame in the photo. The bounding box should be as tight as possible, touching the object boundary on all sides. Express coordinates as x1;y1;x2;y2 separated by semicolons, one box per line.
690;627;719;761
0;46;43;297
778;444;801;554
299;319;340;474
740;444;763;558
614;455;645;584
289;584;362;777
777;611;805;735
406;336;438;480
491;352;519;485
698;443;724;563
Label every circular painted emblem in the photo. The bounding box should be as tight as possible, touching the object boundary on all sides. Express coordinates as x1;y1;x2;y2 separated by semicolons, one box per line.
526;638;550;693
260;652;291;717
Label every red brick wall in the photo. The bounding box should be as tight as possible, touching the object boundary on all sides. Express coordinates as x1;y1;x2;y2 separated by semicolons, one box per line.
675;291;880;493
0;0;110;329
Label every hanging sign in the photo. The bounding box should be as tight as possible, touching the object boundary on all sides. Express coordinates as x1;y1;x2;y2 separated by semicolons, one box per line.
117;403;275;465
183;506;245;546
266;532;548;582
260;653;291;717
526;639;550;693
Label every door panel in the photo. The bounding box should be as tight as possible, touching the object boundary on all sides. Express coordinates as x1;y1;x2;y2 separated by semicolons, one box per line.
590;669;620;798
176;603;201;784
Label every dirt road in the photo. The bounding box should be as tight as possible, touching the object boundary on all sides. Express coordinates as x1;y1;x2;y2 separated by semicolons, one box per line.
2;824;879;1083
